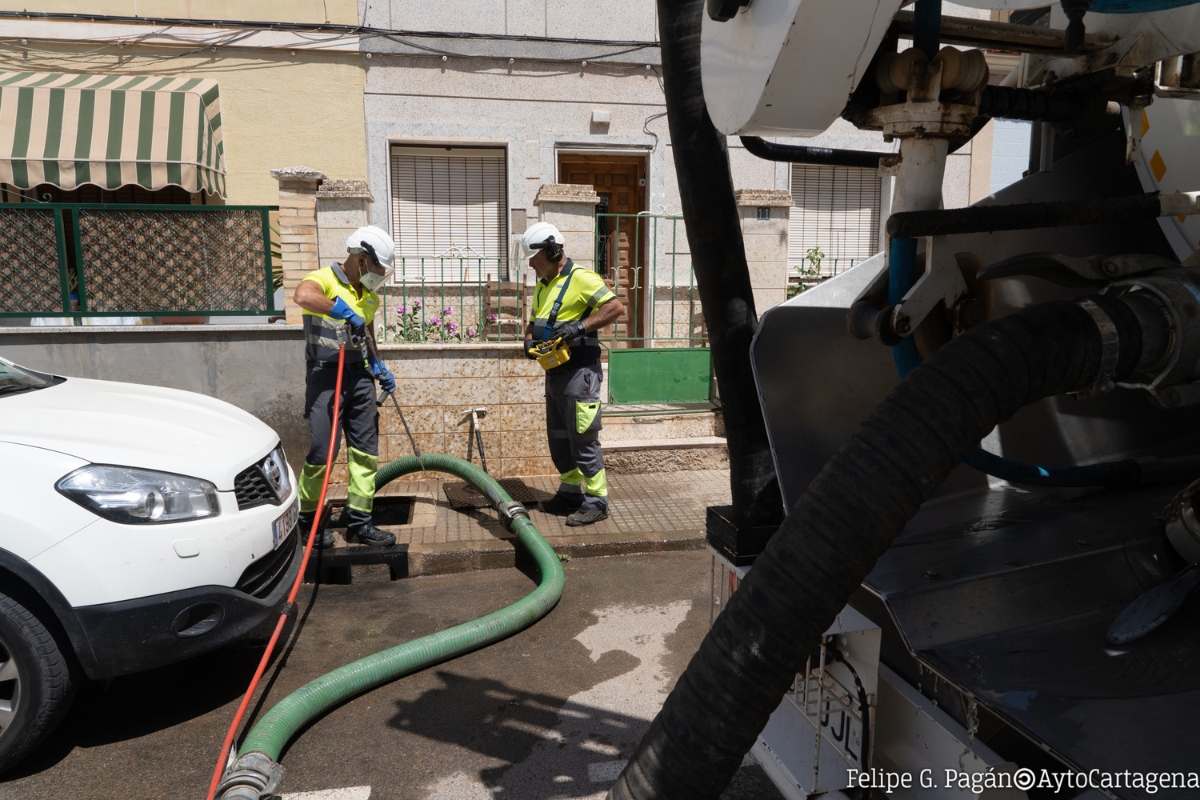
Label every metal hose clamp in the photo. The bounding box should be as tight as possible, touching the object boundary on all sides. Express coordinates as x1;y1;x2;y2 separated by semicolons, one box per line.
497;500;530;532
1076;299;1120;397
215;752;285;800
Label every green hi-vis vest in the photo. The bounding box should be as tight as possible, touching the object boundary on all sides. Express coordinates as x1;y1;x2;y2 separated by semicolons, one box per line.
300;264;379;364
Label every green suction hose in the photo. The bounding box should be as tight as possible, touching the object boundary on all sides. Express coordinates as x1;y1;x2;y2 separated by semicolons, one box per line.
215;454;564;800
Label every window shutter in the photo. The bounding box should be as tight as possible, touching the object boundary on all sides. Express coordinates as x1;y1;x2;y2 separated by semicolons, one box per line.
389;146;507;281
788;164;882;274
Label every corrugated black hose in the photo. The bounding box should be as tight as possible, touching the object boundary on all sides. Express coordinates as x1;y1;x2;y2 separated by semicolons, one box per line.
609;296;1147;799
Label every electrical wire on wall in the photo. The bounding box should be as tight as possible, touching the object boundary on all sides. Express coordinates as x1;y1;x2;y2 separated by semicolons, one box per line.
0;10;663;75
0;26;661;77
640;66;668;148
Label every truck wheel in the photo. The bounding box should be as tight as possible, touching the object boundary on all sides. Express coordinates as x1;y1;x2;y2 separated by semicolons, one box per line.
0;591;74;774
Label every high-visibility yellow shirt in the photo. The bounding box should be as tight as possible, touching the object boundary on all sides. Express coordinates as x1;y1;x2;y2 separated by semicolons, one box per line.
300;264;379;364
529;259;615;368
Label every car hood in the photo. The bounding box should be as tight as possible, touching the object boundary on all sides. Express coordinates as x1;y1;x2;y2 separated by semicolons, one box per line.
0;377;277;491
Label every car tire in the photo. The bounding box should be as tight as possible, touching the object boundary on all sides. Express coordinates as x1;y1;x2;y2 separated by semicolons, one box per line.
0;590;74;774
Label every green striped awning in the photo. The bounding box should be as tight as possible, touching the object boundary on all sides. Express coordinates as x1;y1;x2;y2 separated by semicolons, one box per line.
0;72;225;197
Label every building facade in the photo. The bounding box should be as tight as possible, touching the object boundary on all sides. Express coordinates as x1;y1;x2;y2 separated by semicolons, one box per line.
0;1;369;206
354;0;1026;340
0;2;1031;329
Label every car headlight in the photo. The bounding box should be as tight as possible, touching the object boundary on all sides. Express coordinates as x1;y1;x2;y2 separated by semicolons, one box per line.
264;445;292;501
56;465;221;524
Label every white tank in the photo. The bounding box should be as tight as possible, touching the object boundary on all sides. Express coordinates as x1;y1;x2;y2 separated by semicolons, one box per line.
700;0;905;137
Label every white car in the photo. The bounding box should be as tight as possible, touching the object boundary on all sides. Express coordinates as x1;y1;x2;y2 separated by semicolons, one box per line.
0;357;300;771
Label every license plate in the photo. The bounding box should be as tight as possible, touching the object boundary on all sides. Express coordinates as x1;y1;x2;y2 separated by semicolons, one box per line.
273;499;299;550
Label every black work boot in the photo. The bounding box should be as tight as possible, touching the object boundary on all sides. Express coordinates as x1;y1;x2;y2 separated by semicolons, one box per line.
566;506;609;527
299;512;336;548
539;492;584;515
346;523;396;548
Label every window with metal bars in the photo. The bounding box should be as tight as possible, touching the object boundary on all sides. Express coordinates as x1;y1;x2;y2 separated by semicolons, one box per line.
388;145;508;281
788;164;883;277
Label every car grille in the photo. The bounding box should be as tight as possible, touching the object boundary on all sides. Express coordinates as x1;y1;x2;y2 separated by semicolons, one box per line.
234;463;277;510
235;529;298;598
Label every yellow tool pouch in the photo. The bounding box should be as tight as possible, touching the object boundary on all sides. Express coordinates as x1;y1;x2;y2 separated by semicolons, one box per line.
535;338;572;371
536;266;581;371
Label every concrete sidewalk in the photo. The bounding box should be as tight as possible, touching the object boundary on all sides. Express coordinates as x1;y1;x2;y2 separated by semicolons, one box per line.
316;470;730;579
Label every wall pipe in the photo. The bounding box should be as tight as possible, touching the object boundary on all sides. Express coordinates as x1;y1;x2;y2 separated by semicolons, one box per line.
738;137;885;169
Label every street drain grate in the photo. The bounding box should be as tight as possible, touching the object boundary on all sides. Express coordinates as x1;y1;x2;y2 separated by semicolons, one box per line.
325;495;414;528
443;478;549;509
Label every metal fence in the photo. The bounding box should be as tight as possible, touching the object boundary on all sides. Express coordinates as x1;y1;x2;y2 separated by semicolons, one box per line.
377;213;707;347
377;256;523;343
594;212;705;347
378;215;874;350
0;203;277;318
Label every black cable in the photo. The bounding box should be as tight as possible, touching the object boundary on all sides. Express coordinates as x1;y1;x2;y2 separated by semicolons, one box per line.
0;9;660;48
825;644;871;792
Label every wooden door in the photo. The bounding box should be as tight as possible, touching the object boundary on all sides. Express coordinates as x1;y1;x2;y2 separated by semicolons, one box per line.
557;154;647;344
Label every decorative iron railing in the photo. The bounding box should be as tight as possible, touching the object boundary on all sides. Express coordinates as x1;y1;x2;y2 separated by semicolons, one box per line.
0;203;277;318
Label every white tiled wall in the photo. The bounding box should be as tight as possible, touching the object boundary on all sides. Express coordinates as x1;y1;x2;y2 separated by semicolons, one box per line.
990;119;1033;195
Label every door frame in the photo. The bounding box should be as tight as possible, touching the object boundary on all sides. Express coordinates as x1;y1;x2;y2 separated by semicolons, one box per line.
555;149;651;345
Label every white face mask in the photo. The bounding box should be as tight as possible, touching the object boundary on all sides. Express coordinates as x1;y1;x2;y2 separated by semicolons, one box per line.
359;270;388;293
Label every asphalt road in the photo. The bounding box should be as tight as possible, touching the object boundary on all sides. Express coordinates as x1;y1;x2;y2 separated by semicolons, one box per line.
1;551;785;800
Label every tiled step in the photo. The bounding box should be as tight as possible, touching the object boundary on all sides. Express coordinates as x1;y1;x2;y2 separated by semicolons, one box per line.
600;410;723;442
600;436;726;452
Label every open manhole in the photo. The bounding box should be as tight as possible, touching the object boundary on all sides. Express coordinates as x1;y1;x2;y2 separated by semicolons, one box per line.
443;478;550;510
325;495;414;528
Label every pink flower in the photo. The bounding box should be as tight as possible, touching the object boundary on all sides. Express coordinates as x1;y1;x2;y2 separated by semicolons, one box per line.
397;306;407;315
412;300;422;310
488;313;498;322
443;307;453;315
430;316;441;325
467;328;478;337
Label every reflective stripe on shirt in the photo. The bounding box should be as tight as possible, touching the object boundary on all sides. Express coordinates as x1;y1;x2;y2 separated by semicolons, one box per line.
300;264;378;364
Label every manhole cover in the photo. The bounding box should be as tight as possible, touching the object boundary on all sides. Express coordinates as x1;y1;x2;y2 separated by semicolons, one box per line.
325;495;414;528
443;478;549;509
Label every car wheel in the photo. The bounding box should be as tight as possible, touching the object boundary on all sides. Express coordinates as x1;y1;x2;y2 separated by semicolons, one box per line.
0;591;74;774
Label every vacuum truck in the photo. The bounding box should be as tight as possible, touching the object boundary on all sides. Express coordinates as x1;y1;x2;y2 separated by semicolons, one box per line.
611;2;1200;798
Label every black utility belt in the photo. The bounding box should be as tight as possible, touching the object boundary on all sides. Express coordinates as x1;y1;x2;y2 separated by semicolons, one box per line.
309;359;369;370
548;357;600;372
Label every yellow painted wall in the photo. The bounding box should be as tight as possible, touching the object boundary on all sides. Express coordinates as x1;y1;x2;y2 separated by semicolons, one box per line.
0;45;367;206
0;1;359;25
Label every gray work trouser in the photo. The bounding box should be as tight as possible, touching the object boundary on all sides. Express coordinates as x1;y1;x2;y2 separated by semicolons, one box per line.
545;362;608;510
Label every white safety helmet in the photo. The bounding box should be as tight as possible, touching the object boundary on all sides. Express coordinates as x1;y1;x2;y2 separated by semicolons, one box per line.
346;226;396;292
521;221;565;261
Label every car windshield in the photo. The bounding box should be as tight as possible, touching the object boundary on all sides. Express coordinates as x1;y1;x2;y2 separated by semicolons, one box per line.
0;360;54;396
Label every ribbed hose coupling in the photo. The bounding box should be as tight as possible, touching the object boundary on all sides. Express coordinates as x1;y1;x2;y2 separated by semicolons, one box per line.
607;295;1155;800
215;752;284;800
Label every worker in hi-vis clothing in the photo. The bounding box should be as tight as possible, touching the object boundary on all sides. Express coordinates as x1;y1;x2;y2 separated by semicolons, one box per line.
293;225;398;548
522;222;625;526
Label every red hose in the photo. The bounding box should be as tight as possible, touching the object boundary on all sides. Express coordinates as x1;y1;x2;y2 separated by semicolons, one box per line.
206;344;346;800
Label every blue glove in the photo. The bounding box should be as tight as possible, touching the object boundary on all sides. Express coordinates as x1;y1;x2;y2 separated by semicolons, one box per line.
328;297;366;338
370;357;396;394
